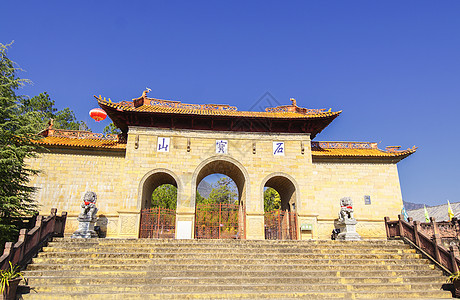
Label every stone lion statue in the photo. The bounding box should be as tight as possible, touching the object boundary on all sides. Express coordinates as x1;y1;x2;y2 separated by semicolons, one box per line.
338;197;354;222
79;191;98;220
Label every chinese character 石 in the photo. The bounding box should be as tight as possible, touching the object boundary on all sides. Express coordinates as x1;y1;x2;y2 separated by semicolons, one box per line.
157;137;170;152
216;140;228;154
273;142;284;156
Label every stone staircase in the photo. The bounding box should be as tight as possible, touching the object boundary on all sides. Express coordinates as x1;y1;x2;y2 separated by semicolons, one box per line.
20;238;452;299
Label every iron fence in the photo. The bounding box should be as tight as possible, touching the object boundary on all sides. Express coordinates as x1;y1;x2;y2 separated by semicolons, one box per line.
195;203;245;239
139;207;176;238
264;209;297;240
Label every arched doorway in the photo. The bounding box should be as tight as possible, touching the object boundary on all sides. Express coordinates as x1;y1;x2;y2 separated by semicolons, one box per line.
192;157;248;239
262;174;298;240
138;169;180;238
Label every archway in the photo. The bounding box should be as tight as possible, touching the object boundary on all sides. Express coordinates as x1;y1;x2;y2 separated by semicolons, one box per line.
192;157;249;239
138;169;181;238
262;173;299;240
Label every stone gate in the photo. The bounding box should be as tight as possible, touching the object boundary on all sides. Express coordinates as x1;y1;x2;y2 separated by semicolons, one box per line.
28;91;416;239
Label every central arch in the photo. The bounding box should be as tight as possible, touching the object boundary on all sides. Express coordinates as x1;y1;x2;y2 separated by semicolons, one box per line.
191;156;250;239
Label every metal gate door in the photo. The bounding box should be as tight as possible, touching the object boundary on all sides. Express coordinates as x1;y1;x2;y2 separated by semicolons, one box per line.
195;203;245;239
139;207;176;238
264;209;298;240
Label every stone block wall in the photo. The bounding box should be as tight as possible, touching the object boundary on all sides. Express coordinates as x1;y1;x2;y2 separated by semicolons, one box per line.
27;127;404;240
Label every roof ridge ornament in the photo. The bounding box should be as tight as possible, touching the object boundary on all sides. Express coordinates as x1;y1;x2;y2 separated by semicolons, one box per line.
142;87;151;98
131;88;152;108
266;98;328;115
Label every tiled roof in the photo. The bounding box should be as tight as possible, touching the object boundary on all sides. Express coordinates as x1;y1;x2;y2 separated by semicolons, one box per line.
34;136;126;150
311;148;416;157
311;141;416;159
95;96;341;119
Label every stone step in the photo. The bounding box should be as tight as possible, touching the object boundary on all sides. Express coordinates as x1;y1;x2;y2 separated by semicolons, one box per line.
21;238;450;299
50;238;407;247
22;282;449;293
36;251;422;260
21;290;451;299
30;256;429;266
24;267;441;277
24;275;446;286
30;263;430;273
41;245;416;254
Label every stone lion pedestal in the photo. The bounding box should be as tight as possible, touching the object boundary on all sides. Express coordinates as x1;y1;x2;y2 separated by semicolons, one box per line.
336;197;362;241
72;191;99;238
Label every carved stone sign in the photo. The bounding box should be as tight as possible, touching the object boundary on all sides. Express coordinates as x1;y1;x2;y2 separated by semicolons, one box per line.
157;137;170;152
216;140;228;154
273;142;285;156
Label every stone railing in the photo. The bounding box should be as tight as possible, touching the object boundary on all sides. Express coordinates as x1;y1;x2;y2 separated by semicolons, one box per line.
0;208;67;270
385;215;460;273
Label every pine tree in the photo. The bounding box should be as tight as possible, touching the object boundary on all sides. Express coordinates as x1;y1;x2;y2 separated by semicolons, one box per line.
0;43;39;249
19;91;85;131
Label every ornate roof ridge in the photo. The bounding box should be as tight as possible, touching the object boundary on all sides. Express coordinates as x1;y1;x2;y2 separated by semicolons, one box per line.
38;119;122;142
34;136;126;150
96;89;336;116
312;140;417;153
312;141;379;149
311;141;417;160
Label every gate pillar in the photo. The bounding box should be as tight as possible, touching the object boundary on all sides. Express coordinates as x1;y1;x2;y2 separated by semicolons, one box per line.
176;211;195;239
246;213;265;240
117;209;141;238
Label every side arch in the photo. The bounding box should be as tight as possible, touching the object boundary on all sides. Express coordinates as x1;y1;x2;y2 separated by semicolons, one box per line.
261;172;300;240
137;168;183;210
260;172;301;212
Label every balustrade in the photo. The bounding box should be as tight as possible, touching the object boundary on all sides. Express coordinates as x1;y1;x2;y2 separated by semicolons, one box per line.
0;208;67;270
385;215;460;273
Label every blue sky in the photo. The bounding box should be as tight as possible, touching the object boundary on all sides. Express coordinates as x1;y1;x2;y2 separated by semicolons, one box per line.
2;1;459;206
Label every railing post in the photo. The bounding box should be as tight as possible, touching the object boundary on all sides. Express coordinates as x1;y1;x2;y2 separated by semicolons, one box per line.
384;217;391;238
33;216;43;248
48;209;57;237
1;242;13;269
430;217;442;262
413;221;421;247
14;229;27;265
450;245;460;273
398;214;404;237
57;211;68;237
454;218;460;241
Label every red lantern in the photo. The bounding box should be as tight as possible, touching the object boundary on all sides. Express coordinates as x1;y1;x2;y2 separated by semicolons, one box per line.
89;108;107;122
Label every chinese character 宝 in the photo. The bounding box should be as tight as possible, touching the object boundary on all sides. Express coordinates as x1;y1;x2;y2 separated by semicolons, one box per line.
216;140;228;154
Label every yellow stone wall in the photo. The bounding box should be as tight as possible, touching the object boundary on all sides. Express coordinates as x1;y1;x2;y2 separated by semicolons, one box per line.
27;127;404;240
310;161;403;239
27;148;126;236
